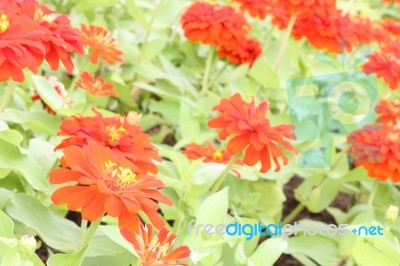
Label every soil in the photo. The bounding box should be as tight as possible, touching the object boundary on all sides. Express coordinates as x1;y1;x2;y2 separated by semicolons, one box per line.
275;176;353;266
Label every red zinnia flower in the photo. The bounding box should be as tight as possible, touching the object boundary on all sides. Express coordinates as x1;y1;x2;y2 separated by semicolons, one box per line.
362;51;400;90
76;71;117;97
376;100;400;125
278;0;336;16
208;94;296;173
55;109;160;175
183;141;236;164
50;142;172;233
217;37;262;66
31;76;73;114
121;224;190;266
234;0;270;19
33;3;84;74
181;2;250;48
348;124;400;182
80;24;124;65
0;6;44;81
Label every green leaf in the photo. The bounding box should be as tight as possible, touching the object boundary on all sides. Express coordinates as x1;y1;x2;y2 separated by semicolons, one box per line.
6;194;80;253
196;187;229;226
126;1;149;28
99;226;136;255
249;238;288;266
179;102;199;142
31;76;63;112
0;109;61;135
249;56;279;89
0;138;48;191
286;235;341;265
73;0;119;11
47;246;87;266
141;39;168;61
0;210;14;238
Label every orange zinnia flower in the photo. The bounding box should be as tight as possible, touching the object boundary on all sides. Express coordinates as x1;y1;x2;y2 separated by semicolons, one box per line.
76;71;117;97
208;94;296;173
348;124;400;182
80;24;124;65
50;142;172;232
121;224;190;266
0;4;45;81
376;100;400;125
217;37;262;67
234;0;270;19
55;109;160;175
183;141;237;164
33;3;84;74
31;76;72;114
181;2;250;48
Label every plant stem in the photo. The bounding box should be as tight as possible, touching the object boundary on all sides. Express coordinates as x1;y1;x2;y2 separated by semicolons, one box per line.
208;62;229;88
211;154;241;193
200;47;214;95
76;217;102;266
367;181;379;206
282;203;305;224
68;57;90;92
273;14;297;72
142;0;165;47
0;81;16;112
79;219;88;244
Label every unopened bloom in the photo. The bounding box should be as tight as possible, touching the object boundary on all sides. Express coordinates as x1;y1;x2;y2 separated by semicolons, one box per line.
50;142;171;233
208;94;296;173
76;71;117;97
121;224;190;266
19;234;36;259
80;24;124;64
347;124;400;182
55;109;160;175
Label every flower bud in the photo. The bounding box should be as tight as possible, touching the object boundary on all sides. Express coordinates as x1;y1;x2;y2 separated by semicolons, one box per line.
18;234;36;259
385;205;398;228
127;111;142;125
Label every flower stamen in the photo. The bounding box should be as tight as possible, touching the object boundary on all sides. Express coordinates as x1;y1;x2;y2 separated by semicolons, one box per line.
0;13;9;33
104;160;136;189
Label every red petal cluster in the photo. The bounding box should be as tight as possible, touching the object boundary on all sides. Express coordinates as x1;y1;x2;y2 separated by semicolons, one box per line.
208;94;296;173
76;71;117;97
348;124;400;182
55;109;160;175
234;0;271;19
0;0;83;82
181;2;261;66
121;224;190;266
376;100;400;125
80;24;124;65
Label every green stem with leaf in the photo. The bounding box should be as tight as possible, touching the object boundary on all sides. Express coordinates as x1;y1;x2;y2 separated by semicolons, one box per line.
200;47;215;95
274;14;297;71
0;81;16;112
282;203;305;224
211;154;241;193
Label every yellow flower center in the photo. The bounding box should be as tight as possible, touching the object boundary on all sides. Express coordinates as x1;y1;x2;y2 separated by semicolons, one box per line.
105;125;127;141
212;151;223;161
0;13;9;33
104;160;136;189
